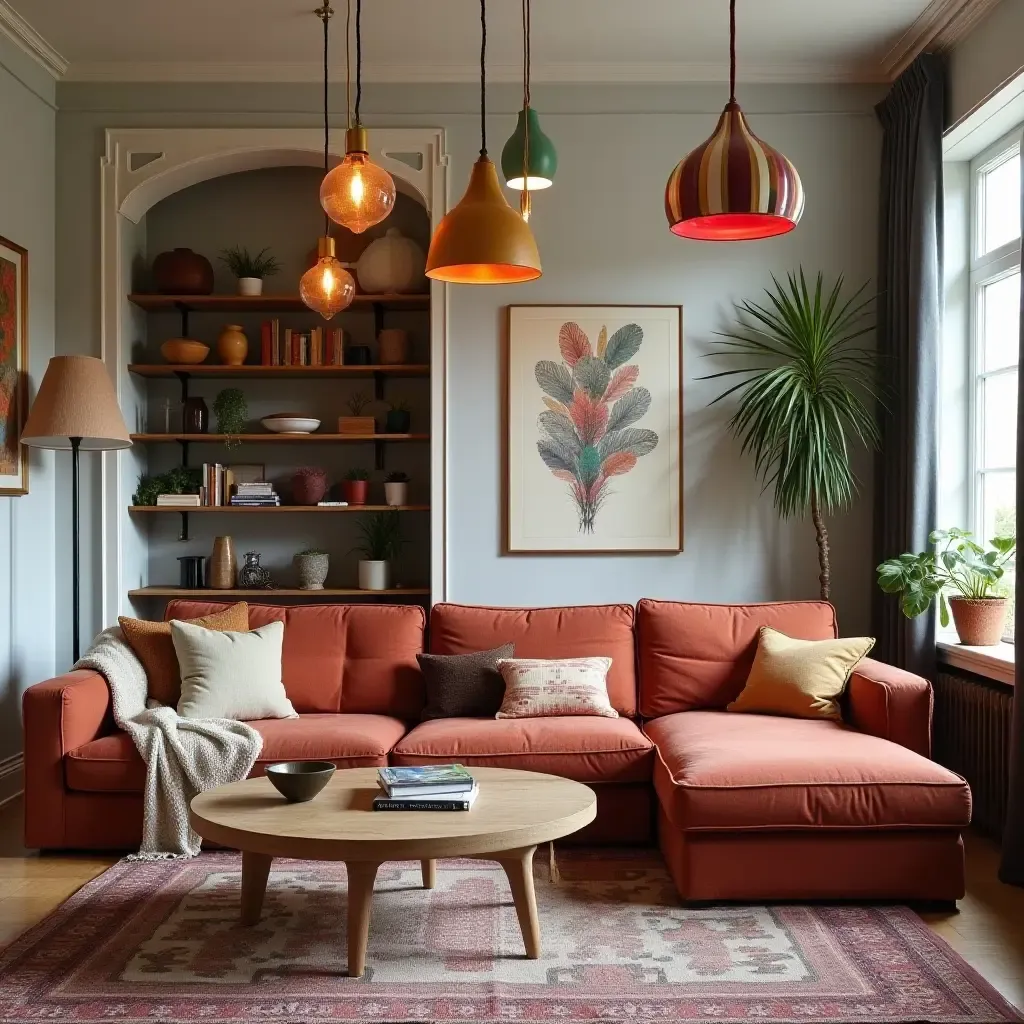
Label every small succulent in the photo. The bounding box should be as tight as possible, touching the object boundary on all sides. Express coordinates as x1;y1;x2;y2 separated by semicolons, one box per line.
385;470;409;483
219;246;281;279
389;399;411;413
345;467;371;481
297;548;328;556
347;391;372;415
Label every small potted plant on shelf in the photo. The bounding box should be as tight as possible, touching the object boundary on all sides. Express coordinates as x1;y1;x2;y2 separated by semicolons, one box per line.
294;549;330;590
213;388;247;448
384;470;409;507
355;510;403;591
385;400;412;434
342;467;370;505
338;391;376;435
877;528;1016;646
219;246;281;296
132;466;203;506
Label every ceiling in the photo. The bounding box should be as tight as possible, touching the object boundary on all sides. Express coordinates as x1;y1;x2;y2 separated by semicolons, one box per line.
0;0;1000;84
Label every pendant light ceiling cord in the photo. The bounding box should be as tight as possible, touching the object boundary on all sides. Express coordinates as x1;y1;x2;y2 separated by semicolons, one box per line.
479;0;487;157
345;0;352;129
355;0;363;125
729;0;736;103
523;0;531;108
319;2;331;235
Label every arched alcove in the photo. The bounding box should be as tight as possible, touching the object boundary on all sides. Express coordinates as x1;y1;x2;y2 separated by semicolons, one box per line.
99;127;449;628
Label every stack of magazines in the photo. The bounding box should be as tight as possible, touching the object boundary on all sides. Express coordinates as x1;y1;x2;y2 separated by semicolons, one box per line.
374;764;478;811
230;482;280;507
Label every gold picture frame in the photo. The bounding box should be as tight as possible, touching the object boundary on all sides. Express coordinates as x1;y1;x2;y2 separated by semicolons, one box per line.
0;234;28;496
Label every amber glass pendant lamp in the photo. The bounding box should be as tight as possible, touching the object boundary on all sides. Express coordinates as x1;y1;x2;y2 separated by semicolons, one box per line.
664;0;804;241
425;0;542;284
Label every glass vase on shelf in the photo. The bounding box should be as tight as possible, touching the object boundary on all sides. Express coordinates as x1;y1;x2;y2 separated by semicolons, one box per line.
238;551;274;589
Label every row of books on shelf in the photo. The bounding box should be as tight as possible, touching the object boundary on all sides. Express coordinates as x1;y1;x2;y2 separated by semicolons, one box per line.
261;320;346;367
155;466;280;507
373;764;478;812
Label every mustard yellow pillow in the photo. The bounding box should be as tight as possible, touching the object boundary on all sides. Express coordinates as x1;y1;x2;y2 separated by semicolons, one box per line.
727;627;874;721
118;602;250;706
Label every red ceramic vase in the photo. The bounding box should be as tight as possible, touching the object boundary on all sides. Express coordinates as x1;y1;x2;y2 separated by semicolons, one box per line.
292;468;328;506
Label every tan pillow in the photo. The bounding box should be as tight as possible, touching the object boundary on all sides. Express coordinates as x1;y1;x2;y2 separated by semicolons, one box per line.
727;627;875;721
495;657;618;719
118;603;250;706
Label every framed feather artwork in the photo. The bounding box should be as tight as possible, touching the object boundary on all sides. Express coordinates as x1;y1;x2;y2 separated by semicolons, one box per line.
505;305;682;553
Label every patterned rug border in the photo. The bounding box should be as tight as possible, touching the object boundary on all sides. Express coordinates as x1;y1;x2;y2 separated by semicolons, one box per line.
0;852;1020;1024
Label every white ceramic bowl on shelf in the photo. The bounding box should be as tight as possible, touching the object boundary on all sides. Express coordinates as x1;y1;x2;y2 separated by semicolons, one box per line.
261;414;321;435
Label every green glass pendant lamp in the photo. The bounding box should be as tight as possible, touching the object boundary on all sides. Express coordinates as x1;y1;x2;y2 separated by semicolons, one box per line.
501;0;557;195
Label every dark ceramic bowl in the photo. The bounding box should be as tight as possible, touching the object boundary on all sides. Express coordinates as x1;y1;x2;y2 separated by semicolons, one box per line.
265;761;336;803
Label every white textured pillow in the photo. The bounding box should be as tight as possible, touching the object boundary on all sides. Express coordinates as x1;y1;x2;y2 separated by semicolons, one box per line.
171;620;297;721
495;657;618;719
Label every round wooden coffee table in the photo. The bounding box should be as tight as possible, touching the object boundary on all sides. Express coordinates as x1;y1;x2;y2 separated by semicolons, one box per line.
190;766;596;977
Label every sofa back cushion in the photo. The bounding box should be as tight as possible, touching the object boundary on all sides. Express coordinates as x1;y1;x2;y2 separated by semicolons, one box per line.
165;601;426;717
636;599;837;717
428;603;637;716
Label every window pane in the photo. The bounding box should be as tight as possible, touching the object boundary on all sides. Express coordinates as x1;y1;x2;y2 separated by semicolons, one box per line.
981;470;1016;547
982;152;1021;254
983;370;1018;468
983;272;1021;371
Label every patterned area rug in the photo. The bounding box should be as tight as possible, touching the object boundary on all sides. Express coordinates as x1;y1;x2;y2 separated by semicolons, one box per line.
0;851;1019;1024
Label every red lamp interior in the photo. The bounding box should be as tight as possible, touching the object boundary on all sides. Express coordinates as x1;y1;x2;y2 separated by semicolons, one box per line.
670;213;797;241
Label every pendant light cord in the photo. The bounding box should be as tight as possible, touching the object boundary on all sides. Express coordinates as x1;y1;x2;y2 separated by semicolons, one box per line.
318;2;332;235
345;0;352;129
522;0;531;107
479;0;487;156
520;0;531;216
729;0;736;103
355;0;363;126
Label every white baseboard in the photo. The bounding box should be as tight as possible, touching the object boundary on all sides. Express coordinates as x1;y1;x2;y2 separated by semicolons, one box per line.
0;753;24;808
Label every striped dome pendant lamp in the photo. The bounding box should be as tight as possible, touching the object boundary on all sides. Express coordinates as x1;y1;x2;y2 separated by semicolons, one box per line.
665;0;804;240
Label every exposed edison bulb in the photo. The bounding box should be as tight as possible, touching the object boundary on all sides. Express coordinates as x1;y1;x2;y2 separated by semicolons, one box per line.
320;127;396;234
299;237;355;320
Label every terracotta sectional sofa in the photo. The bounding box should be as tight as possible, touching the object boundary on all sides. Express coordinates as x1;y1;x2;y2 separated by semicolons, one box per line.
22;598;971;902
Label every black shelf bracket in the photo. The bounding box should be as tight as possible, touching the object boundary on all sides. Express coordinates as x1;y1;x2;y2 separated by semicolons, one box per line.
176;438;190;466
372;302;385;338
175;300;191;339
374;439;385;471
373;370;385;402
179;511;190;542
173;369;190;402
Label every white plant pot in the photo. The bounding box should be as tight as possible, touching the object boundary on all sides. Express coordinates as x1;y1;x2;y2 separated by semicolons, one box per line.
358;560;390;591
384;482;408;507
238;277;263;296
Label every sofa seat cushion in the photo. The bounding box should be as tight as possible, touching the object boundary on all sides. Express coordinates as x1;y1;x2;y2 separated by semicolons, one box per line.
392;716;654;784
647;711;971;832
65;714;409;793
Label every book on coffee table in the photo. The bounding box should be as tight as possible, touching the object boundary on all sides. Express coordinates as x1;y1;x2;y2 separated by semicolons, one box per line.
373;782;479;812
377;764;474;798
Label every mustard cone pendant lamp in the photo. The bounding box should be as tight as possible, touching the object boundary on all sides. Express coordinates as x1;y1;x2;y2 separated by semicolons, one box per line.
426;0;541;284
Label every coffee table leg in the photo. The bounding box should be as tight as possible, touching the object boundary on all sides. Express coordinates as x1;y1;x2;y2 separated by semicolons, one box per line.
345;861;380;977
497;845;541;959
421;859;437;889
240;851;272;926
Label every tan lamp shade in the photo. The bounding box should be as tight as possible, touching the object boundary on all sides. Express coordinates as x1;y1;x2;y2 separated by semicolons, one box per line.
21;355;132;451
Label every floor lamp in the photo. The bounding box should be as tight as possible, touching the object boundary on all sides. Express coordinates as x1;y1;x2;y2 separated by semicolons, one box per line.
21;356;132;663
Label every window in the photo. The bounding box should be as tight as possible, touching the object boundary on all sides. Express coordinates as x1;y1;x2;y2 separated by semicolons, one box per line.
970;132;1021;637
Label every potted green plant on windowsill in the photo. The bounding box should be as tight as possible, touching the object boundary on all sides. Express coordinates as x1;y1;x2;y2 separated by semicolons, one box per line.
355;510;403;591
877;528;1016;646
219;246;281;296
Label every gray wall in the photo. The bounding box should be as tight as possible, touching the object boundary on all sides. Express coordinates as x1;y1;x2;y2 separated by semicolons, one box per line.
0;35;56;788
55;80;882;661
948;0;1024;127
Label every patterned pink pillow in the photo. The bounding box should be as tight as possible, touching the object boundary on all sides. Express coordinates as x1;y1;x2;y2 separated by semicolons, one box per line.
495;657;618;719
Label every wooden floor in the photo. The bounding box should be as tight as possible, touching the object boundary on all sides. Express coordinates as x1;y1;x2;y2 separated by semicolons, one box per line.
0;795;1022;1008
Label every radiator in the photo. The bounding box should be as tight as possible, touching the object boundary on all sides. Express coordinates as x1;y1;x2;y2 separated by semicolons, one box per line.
933;670;1013;838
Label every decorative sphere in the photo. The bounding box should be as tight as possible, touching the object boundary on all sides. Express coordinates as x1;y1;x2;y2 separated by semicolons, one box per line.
356;228;427;294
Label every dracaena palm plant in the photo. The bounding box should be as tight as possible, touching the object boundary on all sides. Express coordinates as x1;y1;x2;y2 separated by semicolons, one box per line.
703;270;880;600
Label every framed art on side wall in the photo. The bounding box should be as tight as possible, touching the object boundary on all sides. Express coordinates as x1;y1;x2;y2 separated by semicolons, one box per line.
0;235;27;496
505;305;682;553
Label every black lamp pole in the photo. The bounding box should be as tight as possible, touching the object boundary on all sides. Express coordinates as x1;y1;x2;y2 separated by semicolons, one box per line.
70;436;81;663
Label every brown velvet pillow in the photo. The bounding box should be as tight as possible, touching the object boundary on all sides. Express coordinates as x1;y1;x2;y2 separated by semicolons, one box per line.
418;643;514;720
118;602;250;706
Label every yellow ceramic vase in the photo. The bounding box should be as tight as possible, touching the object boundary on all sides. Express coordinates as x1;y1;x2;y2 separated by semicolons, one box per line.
217;324;248;366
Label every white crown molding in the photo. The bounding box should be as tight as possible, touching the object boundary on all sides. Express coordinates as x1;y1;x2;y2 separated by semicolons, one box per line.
64;58;881;86
0;1;66;78
880;0;1002;80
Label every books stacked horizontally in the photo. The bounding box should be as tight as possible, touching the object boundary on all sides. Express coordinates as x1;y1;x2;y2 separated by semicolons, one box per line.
374;764;478;811
230;481;280;507
155;493;201;507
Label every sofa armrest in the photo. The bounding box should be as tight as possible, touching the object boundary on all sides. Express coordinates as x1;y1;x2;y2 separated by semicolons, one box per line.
22;670;113;848
847;657;932;758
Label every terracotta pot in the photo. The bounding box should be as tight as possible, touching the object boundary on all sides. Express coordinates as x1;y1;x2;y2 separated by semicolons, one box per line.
152;248;214;295
342;479;368;505
377;329;410;365
208;536;237;590
291;467;328;505
948;597;1008;646
217;324;248;366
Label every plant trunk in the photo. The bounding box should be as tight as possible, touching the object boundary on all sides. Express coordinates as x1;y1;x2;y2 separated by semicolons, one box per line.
810;492;831;601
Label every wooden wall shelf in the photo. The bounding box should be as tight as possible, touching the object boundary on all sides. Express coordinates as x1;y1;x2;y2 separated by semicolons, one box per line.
129;505;428;514
128;293;429;313
128;364;429;380
128;586;430;599
130;433;428;444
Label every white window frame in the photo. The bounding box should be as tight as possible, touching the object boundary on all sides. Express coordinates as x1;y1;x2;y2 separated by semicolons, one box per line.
967;128;1021;548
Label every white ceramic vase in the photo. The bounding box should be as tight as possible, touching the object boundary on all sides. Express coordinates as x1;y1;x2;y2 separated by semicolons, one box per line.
384;482;408;506
358;560;390;591
238;277;263;296
356;228;427;294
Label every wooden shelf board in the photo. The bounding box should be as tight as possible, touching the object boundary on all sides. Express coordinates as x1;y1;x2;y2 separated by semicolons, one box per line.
130;433;428;444
128;293;429;313
128;363;429;380
128;586;430;598
129;505;428;513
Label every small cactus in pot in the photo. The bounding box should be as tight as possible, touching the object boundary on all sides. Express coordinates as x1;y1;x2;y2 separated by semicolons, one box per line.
294;549;330;590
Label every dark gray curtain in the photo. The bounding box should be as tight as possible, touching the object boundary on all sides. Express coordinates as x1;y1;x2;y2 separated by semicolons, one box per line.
999;159;1024;886
872;54;945;681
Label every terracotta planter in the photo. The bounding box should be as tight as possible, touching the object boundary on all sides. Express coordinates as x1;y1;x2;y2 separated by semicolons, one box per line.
152;248;214;295
342;479;368;505
377;329;410;365
216;324;248;366
948;597;1008;646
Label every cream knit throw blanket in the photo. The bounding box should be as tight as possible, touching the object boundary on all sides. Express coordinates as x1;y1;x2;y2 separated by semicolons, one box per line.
75;627;263;859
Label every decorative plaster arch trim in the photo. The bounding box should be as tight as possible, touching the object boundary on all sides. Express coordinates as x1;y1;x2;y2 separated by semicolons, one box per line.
99;126;450;629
